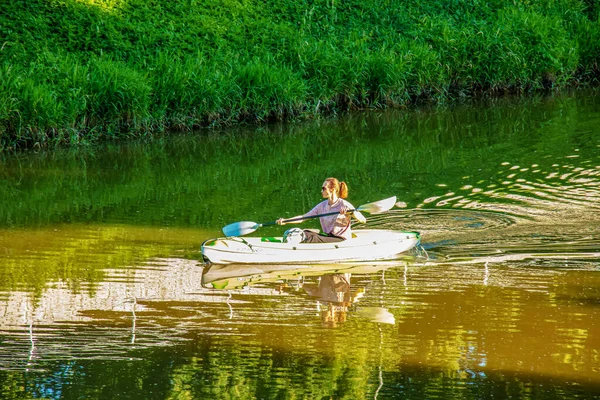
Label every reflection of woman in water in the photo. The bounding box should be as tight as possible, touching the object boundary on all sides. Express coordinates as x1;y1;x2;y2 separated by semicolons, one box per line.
303;273;364;327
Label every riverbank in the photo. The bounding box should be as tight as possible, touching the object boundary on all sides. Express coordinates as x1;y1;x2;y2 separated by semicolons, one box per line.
1;0;599;150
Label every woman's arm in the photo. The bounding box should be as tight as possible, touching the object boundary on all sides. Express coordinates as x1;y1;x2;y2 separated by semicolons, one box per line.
278;202;323;225
276;215;305;225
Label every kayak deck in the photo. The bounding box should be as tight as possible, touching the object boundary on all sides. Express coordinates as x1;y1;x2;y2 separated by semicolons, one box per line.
201;229;420;265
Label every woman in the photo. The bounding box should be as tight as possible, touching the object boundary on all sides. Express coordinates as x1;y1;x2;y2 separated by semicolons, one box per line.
277;178;366;243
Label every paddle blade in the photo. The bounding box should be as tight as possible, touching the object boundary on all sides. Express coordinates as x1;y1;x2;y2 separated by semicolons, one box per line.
357;196;397;214
222;221;260;237
356;307;396;324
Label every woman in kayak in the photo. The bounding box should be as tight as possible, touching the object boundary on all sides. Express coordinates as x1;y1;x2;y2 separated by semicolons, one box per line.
276;177;366;243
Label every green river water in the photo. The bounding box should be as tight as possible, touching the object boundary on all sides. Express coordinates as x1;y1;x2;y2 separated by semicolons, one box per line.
1;90;599;399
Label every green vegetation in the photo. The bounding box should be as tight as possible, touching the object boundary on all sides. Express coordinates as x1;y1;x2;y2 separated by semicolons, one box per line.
0;0;599;149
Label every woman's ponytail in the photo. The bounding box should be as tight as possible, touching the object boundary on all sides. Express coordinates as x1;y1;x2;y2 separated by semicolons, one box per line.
339;181;349;199
325;177;349;198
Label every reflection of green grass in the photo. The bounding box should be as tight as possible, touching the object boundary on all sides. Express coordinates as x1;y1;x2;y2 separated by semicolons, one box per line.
0;224;206;294
1;300;595;399
1;91;598;232
0;0;598;148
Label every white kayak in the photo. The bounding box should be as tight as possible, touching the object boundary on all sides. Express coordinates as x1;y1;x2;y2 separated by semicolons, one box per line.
201;229;420;265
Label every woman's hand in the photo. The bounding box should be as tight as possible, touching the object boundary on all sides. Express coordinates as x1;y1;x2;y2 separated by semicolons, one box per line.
339;205;356;216
278;215;304;225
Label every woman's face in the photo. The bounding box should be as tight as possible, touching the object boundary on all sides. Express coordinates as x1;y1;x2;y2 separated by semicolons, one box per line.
321;181;331;198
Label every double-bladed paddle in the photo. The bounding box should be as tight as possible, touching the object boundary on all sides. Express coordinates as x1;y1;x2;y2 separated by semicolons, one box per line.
222;196;397;237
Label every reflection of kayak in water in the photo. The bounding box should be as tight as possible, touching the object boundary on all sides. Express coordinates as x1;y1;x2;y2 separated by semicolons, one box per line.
201;229;420;265
200;261;405;289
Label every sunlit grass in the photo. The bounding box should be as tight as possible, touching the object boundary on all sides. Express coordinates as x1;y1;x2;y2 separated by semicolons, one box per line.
0;0;598;149
72;0;123;12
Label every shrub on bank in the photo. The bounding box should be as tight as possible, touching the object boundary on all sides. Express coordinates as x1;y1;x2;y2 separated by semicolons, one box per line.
0;0;598;149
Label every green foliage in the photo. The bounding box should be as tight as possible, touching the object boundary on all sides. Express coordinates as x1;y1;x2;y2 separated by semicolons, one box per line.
233;54;308;120
86;57;151;127
0;0;598;149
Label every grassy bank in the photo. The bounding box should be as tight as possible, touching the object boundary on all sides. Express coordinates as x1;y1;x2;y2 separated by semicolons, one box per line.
0;0;599;149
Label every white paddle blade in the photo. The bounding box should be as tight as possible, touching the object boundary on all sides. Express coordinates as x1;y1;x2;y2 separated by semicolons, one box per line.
222;221;260;237
356;307;396;324
357;196;397;214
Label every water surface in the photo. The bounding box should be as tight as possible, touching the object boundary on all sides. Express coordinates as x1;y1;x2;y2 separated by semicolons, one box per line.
1;90;599;399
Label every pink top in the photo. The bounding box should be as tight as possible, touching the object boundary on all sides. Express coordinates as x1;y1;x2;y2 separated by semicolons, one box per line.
304;199;355;240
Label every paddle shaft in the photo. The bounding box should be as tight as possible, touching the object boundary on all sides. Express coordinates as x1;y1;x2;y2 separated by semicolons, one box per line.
265;210;356;227
260;210;356;226
222;196;395;237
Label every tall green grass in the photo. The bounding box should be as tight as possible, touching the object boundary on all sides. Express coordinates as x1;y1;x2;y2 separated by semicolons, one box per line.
0;0;598;149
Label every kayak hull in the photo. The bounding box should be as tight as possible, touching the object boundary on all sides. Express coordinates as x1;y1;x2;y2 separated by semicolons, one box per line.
201;229;420;265
201;260;406;289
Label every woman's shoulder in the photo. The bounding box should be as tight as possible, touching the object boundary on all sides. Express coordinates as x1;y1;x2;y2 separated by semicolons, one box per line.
341;199;355;208
316;199;330;210
306;200;329;215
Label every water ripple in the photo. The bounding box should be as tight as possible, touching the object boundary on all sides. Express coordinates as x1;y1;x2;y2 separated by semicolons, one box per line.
411;159;600;223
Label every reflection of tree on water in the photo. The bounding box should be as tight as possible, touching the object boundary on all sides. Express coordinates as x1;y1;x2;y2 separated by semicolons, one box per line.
302;273;363;327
